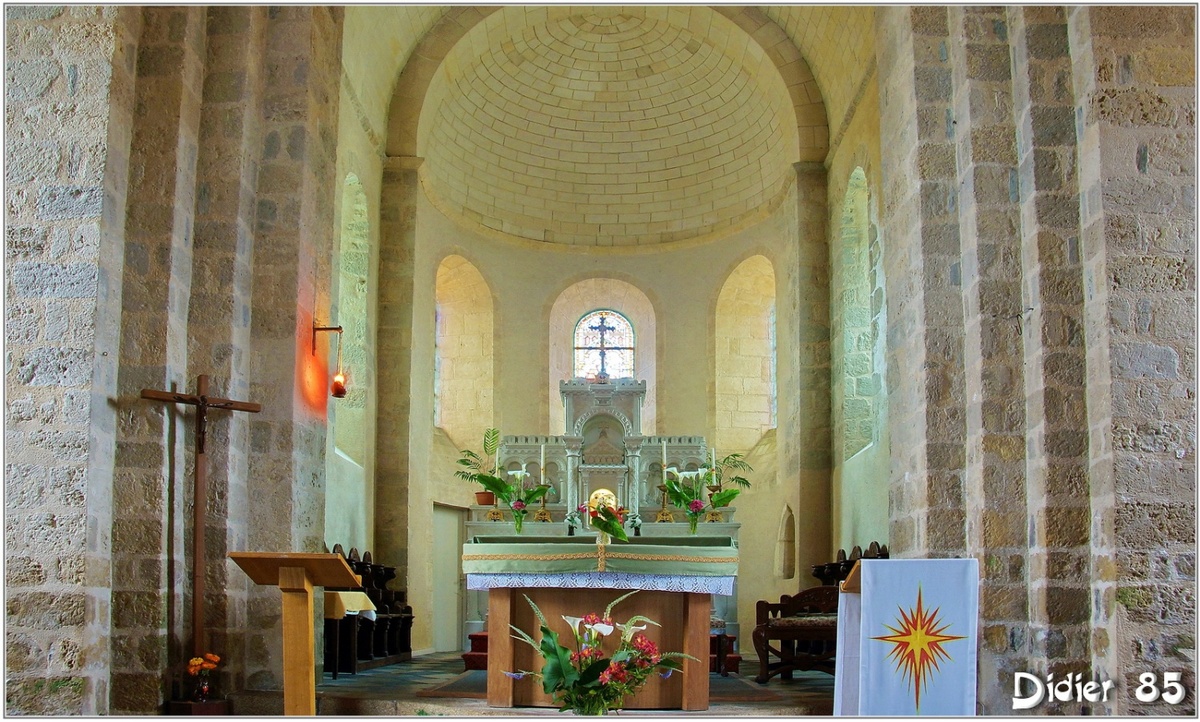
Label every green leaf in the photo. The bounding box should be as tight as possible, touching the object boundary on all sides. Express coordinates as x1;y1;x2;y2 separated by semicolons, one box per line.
474;474;514;502
578;657;607;686
522;485;551;504
710;488;740;508
537;625;579;693
483;427;500;457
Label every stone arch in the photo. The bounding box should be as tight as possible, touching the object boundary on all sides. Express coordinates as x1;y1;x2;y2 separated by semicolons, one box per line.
714;255;777;454
572;407;635;438
549;279;656;435
434;254;494;447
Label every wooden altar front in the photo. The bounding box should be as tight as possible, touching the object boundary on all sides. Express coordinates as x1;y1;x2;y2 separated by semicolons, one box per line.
462;535;738;711
488;586;711;710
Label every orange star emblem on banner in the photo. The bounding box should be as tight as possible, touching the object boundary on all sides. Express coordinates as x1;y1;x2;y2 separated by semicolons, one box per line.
872;587;966;711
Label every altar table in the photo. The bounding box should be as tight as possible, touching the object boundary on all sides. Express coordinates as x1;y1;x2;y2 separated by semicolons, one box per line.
462;536;738;711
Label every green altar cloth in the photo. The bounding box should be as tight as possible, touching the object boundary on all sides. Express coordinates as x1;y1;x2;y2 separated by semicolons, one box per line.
461;535;738;576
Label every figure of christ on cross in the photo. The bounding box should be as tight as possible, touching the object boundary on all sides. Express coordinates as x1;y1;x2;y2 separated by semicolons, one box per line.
141;375;260;656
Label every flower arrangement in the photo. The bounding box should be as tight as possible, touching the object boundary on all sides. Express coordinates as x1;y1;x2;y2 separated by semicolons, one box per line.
186;652;221;702
507;591;694;715
588;502;629;543
188;653;220;677
663;458;751;533
504;468;551;533
564;503;587;533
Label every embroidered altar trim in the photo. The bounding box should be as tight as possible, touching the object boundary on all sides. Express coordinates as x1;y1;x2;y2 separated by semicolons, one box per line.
462;549;738;572
466;571;735;596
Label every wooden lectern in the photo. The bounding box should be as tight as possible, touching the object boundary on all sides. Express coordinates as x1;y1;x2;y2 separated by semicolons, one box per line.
229;552;361;715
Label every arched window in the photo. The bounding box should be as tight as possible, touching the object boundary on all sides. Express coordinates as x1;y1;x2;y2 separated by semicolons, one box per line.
573;310;634;380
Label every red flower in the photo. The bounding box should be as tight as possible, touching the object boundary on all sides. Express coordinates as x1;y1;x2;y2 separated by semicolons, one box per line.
599;661;630;685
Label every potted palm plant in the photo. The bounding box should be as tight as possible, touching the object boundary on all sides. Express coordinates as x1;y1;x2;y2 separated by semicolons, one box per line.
455;428;551;532
456;427;502;505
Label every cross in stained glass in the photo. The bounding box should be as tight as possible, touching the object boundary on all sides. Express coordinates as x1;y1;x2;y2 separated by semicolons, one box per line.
574;311;634;380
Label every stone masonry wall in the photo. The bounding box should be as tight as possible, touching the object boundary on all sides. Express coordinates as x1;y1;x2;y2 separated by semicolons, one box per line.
5;6;139;715
873;5;1195;715
1082;6;1196;714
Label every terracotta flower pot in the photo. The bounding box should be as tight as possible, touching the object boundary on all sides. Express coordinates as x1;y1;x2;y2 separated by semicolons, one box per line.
475;490;495;505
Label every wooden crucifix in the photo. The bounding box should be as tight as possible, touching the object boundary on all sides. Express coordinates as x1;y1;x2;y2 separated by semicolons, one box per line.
142;374;261;656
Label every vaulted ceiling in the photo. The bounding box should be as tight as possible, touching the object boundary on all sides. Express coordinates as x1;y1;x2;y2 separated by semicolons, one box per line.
341;6;876;245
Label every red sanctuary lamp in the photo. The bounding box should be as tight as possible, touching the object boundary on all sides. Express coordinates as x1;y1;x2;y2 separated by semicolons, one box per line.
314;322;349;399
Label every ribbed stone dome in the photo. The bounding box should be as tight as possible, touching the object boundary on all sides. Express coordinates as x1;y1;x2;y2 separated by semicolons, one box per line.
420;10;798;246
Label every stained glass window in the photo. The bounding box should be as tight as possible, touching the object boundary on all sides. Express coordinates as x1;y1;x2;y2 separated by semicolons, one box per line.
573;309;634;380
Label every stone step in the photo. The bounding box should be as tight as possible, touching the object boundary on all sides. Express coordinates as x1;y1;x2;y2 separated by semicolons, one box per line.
467;632;489;653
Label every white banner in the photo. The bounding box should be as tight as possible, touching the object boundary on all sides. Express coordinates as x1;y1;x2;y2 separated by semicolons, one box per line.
838;558;979;716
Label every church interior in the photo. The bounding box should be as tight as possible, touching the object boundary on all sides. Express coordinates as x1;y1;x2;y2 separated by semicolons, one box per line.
4;4;1195;716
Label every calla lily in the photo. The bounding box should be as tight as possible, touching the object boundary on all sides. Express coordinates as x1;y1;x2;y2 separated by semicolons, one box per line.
562;615;585;633
665;466;680;479
616;622;647;642
508;469;530;482
586;621;615;636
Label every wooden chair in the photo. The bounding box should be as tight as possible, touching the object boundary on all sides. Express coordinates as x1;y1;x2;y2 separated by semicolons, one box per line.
752;585;839;684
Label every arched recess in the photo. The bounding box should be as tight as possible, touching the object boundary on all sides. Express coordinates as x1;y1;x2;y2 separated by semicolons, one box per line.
775;505;797;579
434;255;494;447
715;255;777;454
326;173;372;550
834;167;874;462
548;279;656;435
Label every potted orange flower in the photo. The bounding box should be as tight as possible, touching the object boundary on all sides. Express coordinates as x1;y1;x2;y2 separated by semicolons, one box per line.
187;652;221;702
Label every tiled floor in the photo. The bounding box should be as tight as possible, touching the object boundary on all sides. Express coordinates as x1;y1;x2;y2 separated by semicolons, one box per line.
314;652;834;716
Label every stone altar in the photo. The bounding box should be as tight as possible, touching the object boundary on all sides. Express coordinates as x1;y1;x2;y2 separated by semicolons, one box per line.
465;377;741;643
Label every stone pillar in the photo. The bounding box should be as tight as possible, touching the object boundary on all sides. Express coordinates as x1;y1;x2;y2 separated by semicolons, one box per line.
1072;6;1196;714
243;5;343;690
947;7;1034;712
1009;5;1095;693
789;161;832;577
108;7;207;713
564;438;583;514
375;155;421;571
4;5;142;716
876;7;969;557
624;436;643;516
189;5;267;696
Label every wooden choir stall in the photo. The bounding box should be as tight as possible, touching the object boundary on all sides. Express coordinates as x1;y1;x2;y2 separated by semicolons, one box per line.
462;535;738;711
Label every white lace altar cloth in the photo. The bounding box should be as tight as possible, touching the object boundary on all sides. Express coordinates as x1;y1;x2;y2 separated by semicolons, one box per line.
466;571;734;596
